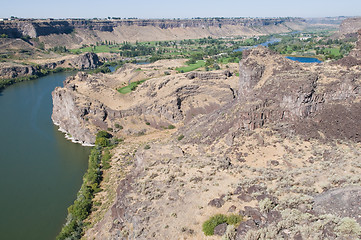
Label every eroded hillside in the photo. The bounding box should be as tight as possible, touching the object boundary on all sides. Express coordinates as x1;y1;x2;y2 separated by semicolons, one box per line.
50;29;361;240
0;18;307;48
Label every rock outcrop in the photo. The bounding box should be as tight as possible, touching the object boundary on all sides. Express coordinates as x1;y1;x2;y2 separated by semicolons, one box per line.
182;40;361;144
0;62;36;79
0;18;307;48
338;17;361;36
314;186;361;224
51;60;238;144
0;52;101;82
57;32;361;240
68;52;101;70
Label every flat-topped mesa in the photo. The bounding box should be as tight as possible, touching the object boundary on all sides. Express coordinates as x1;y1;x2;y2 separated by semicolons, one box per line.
0;18;307;48
0;18;305;38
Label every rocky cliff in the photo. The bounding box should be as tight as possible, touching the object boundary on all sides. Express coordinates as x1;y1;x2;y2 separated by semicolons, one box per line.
181;44;361;145
51;60;239;144
0;52;101;83
0;18;307;48
338;17;361;36
83;49;361;239
51;30;361;239
0;62;36;79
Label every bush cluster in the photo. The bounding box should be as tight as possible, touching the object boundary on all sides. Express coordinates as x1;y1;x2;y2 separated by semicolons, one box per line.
57;131;114;239
202;214;242;236
57;147;102;239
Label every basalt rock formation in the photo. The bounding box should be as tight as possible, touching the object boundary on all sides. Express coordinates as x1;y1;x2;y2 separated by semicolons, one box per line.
0;52;101;84
54;31;361;240
338;17;361;36
0;18;307;48
0;62;36;79
181;43;361;144
51;60;238;144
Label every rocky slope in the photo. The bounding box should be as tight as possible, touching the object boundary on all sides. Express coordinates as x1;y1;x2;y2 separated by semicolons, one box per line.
0;52;101;83
0;62;36;79
52;60;239;144
338;17;361;36
52;31;361;240
0;18;307;48
181;46;361;145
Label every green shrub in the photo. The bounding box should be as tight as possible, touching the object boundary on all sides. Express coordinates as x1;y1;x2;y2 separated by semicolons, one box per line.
202;214;243;236
335;217;361;235
202;214;228;236
168;124;176;129
177;135;184;141
146;122;150;125
144;144;151;150
96;130;112;139
101;149;111;169
95;137;109;147
115;123;123;129
57;146;104;240
226;214;242;225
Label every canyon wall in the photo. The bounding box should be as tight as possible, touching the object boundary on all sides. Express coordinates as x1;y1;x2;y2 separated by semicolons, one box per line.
0;18;307;48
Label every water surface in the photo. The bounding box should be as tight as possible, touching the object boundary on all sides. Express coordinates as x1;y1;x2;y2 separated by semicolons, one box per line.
286;56;322;63
0;72;90;240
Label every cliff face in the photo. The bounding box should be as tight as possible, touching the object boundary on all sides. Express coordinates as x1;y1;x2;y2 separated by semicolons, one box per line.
0;62;36;79
0;52;101;82
49;29;361;240
52;84;97;144
51;60;239;144
0;18;307;48
83;49;361;240
339;17;361;36
0;18;305;37
182;41;361;144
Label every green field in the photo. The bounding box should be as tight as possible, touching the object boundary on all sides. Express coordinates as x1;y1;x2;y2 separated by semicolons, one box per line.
176;60;206;73
117;80;146;94
70;45;121;54
325;47;341;56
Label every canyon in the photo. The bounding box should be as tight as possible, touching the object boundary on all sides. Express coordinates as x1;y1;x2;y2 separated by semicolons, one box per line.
1;15;361;239
50;25;361;239
0;18;306;48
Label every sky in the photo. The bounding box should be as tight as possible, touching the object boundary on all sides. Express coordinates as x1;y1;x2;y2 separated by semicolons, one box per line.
1;0;361;19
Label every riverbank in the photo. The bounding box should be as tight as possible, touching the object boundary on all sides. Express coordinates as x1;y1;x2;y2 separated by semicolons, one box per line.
56;131;118;240
0;52;103;90
0;67;75;90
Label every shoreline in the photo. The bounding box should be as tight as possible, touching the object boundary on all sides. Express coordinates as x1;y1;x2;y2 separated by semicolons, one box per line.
54;122;95;147
0;67;75;91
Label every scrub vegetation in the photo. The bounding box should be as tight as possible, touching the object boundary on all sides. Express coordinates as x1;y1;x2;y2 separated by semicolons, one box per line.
56;131;116;240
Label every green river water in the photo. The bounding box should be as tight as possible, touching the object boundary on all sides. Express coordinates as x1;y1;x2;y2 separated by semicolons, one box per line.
0;72;90;240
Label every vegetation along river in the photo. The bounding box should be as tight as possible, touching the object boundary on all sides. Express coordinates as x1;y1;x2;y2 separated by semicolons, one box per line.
0;72;90;240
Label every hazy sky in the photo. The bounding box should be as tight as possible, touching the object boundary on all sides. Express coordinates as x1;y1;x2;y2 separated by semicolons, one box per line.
1;0;361;19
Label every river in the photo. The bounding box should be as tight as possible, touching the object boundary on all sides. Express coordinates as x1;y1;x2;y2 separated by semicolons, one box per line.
0;72;90;240
233;38;282;52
